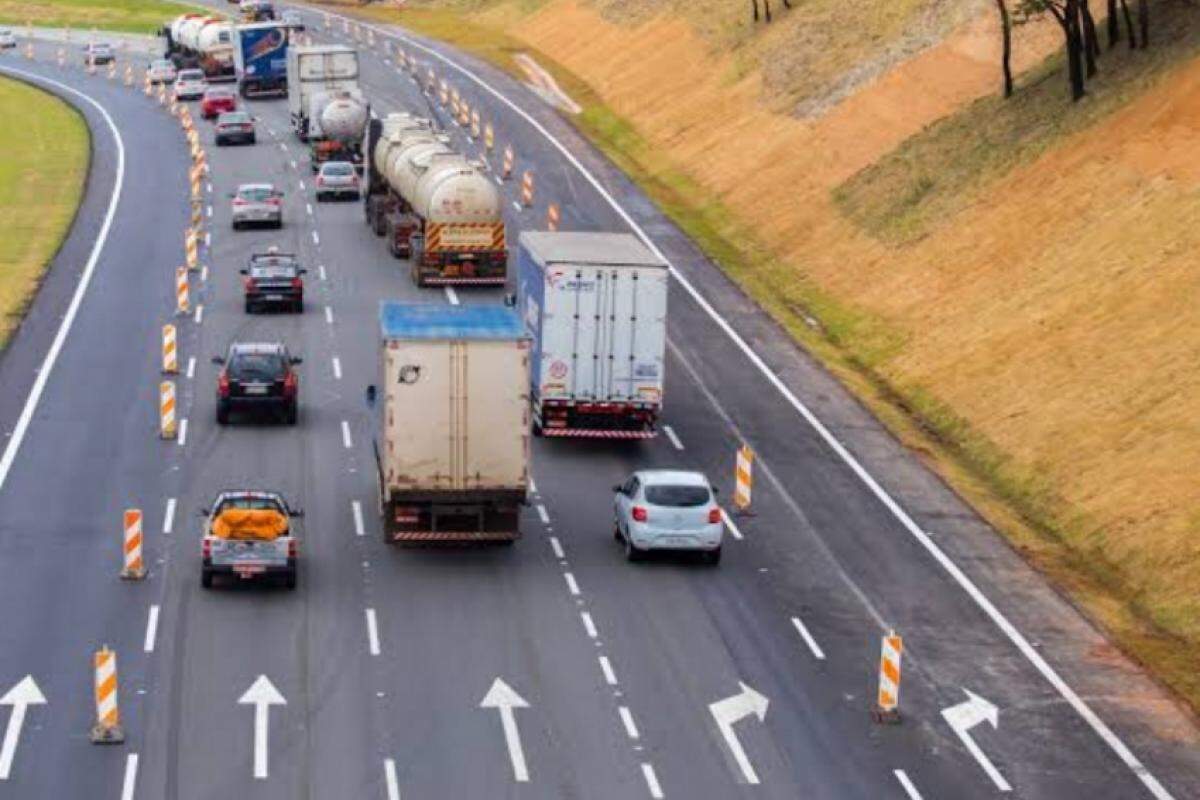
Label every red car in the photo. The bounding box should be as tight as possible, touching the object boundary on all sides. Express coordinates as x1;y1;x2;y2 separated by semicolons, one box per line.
201;88;237;120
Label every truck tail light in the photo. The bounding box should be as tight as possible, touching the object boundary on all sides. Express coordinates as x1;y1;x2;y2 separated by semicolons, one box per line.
283;372;297;397
217;372;230;398
243;277;256;291
631;506;648;523
201;538;212;559
708;507;722;525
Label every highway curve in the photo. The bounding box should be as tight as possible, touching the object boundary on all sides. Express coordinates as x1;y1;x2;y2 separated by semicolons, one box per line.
0;9;1198;799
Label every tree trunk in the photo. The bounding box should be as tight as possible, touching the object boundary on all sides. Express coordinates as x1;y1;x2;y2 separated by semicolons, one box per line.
1120;0;1136;49
765;0;772;23
1137;0;1149;48
1106;0;1120;45
997;0;1014;97
751;0;759;23
1053;0;1087;101
1080;0;1100;76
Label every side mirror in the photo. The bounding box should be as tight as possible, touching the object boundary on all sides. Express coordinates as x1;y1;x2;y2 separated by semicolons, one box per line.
365;384;377;409
227;192;236;199
290;356;303;365
211;355;225;365
298;268;308;275
711;486;720;496
289;509;305;518
612;484;623;494
238;268;248;275
198;507;210;517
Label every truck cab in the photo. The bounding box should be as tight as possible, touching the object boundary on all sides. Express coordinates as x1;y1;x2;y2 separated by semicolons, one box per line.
200;491;300;588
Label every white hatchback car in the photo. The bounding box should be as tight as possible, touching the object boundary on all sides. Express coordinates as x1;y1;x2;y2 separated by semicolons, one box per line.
147;58;177;84
0;29;17;49
173;68;207;101
613;470;724;564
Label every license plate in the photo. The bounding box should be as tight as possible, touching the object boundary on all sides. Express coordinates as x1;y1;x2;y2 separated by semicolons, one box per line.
235;565;265;577
265;294;283;301
244;385;268;395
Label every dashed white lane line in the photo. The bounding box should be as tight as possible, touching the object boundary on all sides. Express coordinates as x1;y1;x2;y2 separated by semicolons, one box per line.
790;615;826;660
536;504;550;525
206;182;212;193
290;159;298;170
384;759;401;800
298;180;306;191
444;286;459;305
305;202;313;216
204;232;210;249
580;611;598;639
332;356;342;380
193;304;204;325
311;230;320;246
564;572;580;596
177;418;188;447
720;508;744;540
341;420;353;449
318;265;327;281
494;175;503;186
121;754;139;800
365;608;381;656
618;706;640;740
324;305;334;325
529;477;538;494
205;204;212;218
549;536;564;560
143;605;160;653
894;770;924;800
598;655;618;686
278;142;287;152
641;763;664;799
511;201;521;212
186;357;195;380
662;425;684;451
352;501;365;537
200;265;208;283
162;497;176;535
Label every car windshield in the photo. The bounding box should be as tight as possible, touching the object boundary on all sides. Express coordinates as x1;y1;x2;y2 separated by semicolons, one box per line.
322;163;354;177
220;112;250;125
216;495;284;514
238;187;274;202
229;352;285;379
645;484;711;507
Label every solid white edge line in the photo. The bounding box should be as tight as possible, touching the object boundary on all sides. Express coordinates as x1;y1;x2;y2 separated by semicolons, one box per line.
662;424;684;451
341;420;353;449
143;605;160;653
549;536;564;560
536;504;549;525
177;418;188;447
720;508;743;540
0;66;126;494
618;706;639;740
384;758;401;800
265;13;1178;799
332;356;342;380
580;611;597;639
365;608;381;656
641;763;664;799
564;572;580;596
598;655;618;686
352;500;365;537
163;497;176;534
894;769;923;800
121;753;139;800
790;616;826;660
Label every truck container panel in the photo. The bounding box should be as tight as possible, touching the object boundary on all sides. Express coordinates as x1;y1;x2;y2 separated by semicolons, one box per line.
234;22;289;97
517;231;668;438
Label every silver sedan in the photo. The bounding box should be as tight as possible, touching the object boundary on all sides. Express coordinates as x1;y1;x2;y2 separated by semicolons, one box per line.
612;469;724;564
230;183;284;230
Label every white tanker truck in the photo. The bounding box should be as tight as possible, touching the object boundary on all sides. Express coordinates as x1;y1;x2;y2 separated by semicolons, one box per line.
286;45;369;170
162;14;236;82
364;113;508;287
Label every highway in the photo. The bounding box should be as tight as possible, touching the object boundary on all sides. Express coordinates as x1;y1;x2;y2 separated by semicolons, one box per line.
1;8;1199;798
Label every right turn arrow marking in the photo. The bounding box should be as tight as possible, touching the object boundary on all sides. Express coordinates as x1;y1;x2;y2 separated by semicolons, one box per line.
480;677;531;783
709;681;769;785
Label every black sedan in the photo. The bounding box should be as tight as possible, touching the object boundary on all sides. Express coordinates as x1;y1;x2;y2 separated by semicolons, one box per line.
213;342;302;425
240;250;306;313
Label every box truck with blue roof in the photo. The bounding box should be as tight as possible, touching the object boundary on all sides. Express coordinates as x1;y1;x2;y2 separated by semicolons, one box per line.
372;303;531;543
234;21;290;98
517;231;668;439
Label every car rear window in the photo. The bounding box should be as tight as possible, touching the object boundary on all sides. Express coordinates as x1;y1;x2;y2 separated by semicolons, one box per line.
322;163;354;176
179;70;204;81
220;112;250;124
216;496;284;513
238;187;274;201
645;485;711;507
229;353;285;378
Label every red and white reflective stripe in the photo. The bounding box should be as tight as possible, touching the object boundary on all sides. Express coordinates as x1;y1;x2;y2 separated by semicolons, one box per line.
162;324;178;374
877;631;903;712
392;531;518;541
541;428;657;440
734;444;753;511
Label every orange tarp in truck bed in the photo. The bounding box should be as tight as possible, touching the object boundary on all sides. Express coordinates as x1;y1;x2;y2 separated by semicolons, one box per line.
211;508;288;541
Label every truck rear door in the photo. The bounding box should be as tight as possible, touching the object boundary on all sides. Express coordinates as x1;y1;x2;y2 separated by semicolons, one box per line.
209;538;289;576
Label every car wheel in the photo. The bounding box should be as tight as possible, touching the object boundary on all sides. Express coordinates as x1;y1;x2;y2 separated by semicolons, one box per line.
244;300;254;314
232;220;241;231
274;219;283;229
294;300;304;314
704;547;722;566
201;568;213;589
216;403;230;425
624;535;643;563
613;522;623;542
248;135;256;144
285;403;298;426
283;570;297;590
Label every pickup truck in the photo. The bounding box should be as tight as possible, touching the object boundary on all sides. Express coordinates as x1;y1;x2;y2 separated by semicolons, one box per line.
200;491;301;589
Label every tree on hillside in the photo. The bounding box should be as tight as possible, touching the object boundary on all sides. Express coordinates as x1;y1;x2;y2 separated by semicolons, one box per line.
751;0;791;24
997;0;1015;97
1016;0;1088;100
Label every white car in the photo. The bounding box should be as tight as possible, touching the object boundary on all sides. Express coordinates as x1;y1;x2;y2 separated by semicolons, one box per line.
83;42;115;66
173;68;207;101
0;29;17;49
147;59;177;84
613;470;724;564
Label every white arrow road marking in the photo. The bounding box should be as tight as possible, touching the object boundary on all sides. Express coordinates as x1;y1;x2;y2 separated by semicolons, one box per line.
480;678;531;783
941;689;1010;793
238;675;286;780
709;682;769;785
0;676;46;780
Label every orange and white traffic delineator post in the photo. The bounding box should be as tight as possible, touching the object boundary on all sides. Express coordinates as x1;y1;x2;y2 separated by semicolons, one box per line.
873;630;903;723
186;228;200;269
501;145;514;180
438;80;449;106
86;59;96;76
546;203;560;232
107;61;117;80
470;110;481;140
120;509;147;580
90;646;125;743
160;380;177;440
143;75;152;96
734;444;754;513
520;170;535;207
162;324;178;374
124;65;133;86
157;84;166;105
483;122;495;152
24;41;34;60
367;27;375;46
459;101;471;128
450;87;460;111
426;68;436;92
175;267;190;315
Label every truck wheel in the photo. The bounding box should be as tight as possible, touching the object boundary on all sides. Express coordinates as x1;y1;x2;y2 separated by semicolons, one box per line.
201;569;213;588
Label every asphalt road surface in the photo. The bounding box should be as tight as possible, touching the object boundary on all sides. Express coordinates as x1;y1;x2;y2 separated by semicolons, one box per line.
0;9;1198;799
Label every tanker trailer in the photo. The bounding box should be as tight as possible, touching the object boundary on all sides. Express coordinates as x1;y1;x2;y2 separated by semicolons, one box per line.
163;15;235;81
309;90;369;172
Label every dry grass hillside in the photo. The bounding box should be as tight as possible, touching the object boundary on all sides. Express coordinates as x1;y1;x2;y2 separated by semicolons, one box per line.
335;0;1200;710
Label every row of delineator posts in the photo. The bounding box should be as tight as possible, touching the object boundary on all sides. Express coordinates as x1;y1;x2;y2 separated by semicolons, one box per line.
16;34;211;741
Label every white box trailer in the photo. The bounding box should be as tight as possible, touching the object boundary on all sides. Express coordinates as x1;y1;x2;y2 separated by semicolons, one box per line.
286;44;360;140
374;303;531;543
517;231;668;439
